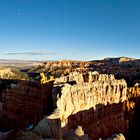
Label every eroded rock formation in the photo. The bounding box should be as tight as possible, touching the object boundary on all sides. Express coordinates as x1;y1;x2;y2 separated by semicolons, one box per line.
34;72;130;140
127;87;140;99
106;133;125;140
1;80;54;129
1;70;139;140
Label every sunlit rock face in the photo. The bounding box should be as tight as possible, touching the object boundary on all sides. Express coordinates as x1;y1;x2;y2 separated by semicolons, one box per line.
0;68;15;79
34;72;130;140
56;78;127;121
106;133;125;140
127;87;140;99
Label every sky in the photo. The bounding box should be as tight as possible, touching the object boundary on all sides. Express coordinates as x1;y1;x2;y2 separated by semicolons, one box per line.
0;0;140;61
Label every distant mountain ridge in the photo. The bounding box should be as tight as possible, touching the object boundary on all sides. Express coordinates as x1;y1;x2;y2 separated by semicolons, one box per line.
104;56;138;62
0;56;140;68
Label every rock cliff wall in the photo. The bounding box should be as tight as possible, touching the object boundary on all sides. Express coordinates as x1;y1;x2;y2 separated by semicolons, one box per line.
1;80;54;129
126;87;140;140
34;72;130;140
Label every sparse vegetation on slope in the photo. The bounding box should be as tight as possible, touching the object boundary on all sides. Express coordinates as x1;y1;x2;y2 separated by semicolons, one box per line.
0;67;29;80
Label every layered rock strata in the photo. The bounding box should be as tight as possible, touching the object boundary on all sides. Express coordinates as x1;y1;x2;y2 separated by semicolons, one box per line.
34;72;129;139
1;80;54;129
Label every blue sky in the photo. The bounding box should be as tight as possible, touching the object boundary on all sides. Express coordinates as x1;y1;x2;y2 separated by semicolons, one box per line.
0;0;140;61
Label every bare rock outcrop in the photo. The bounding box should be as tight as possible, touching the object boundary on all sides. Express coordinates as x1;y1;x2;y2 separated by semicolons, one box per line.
127;87;140;99
34;72;128;140
33;112;61;139
106;133;125;140
63;126;91;140
1;80;54;129
0;68;15;79
56;73;127;120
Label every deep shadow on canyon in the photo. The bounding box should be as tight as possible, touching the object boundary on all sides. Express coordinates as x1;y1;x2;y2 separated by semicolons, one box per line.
63;100;140;140
126;96;140;140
